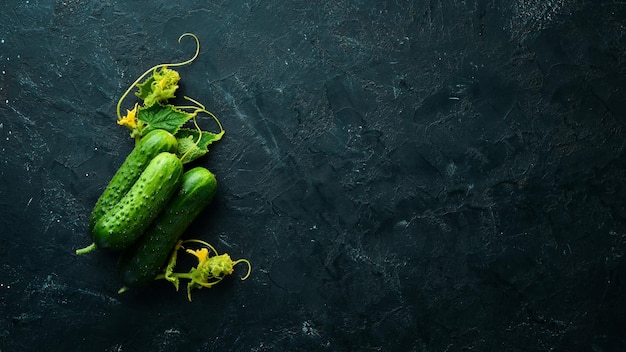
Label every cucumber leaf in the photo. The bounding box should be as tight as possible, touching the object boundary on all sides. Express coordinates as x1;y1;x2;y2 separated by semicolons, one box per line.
175;128;225;164
135;67;180;106
137;103;194;136
135;75;156;102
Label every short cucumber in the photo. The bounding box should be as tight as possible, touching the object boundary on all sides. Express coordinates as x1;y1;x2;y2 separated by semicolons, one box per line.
118;167;218;288
92;152;183;250
89;129;178;231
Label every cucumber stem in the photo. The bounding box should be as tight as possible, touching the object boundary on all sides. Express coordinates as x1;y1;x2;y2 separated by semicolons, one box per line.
75;243;96;255
155;272;194;281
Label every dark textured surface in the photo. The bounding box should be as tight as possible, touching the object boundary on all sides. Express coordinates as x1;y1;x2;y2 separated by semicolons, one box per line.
1;1;625;351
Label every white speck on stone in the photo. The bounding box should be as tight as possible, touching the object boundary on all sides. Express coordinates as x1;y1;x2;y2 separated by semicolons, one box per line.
445;162;457;177
397;220;409;227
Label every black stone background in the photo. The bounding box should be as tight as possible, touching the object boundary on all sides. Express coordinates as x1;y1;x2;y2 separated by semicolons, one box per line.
0;0;625;351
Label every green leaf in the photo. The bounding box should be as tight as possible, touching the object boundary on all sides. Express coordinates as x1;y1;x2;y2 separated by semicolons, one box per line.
135;75;156;101
137;104;194;136
135;67;180;106
175;128;225;164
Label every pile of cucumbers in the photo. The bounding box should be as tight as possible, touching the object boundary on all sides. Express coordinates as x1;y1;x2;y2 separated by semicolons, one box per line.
76;33;246;295
77;129;218;289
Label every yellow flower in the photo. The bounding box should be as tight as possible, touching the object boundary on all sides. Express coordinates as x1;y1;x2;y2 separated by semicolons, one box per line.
186;248;235;277
117;103;138;129
160;239;251;301
186;248;209;263
158;76;169;90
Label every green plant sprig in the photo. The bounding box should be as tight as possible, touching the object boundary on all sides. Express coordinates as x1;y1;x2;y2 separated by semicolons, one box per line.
116;33;200;123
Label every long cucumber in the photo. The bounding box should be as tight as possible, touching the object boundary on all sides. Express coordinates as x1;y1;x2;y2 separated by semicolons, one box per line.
118;167;218;288
92;152;183;250
89;129;178;231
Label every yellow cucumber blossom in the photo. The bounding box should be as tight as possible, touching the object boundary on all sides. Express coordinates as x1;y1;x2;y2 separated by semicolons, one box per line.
161;239;251;301
187;248;236;278
187;247;209;262
118;103;139;129
144;67;180;106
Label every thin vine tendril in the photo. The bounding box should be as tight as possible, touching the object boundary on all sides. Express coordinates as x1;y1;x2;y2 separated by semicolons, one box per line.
116;33;200;121
175;96;225;164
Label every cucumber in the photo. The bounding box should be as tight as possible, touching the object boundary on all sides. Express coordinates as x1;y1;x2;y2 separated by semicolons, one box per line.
89;129;178;231
118;167;217;288
92;152;183;250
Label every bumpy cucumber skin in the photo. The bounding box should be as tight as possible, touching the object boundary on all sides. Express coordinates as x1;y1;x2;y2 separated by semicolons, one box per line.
89;130;178;231
118;167;217;288
92;152;183;250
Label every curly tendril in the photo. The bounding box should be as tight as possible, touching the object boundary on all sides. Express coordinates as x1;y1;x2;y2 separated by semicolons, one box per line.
116;33;200;122
176;96;225;163
157;239;251;301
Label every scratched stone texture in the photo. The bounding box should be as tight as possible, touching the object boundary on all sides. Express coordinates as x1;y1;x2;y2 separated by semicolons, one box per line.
0;0;625;351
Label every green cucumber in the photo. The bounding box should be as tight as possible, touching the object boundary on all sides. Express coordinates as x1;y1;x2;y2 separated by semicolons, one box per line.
92;152;183;250
89;129;178;231
118;167;218;288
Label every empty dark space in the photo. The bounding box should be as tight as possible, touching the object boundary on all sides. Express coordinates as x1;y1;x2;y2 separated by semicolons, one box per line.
1;1;624;351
